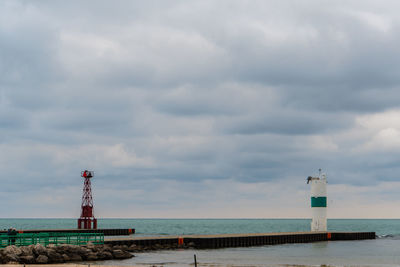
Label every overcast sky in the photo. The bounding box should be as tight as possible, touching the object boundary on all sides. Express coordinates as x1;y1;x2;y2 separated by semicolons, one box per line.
1;0;400;218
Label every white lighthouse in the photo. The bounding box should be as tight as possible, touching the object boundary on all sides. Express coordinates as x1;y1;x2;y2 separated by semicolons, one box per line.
307;169;327;232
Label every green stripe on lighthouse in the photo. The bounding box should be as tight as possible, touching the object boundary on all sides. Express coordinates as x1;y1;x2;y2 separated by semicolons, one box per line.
311;196;327;207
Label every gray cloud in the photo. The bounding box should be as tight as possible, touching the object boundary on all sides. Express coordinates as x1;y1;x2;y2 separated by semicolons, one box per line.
1;0;400;217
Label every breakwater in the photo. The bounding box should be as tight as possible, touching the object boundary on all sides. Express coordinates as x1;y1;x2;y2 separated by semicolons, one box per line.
0;229;134;236
0;243;134;264
106;231;375;249
0;232;376;264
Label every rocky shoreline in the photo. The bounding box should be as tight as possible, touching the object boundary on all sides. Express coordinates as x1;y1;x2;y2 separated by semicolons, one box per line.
0;243;134;264
0;241;196;264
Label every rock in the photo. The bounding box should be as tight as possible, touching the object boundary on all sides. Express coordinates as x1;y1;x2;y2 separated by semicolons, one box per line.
86;252;98;261
36;255;49;264
47;249;64;263
78;247;92;256
56;245;86;261
112;244;129;251
33;244;47;256
0;243;139;264
20;245;34;256
112;249;133;259
97;251;113;260
86;242;95;250
3;245;22;264
54;244;67;253
68;253;82;261
91;245;104;253
55;244;81;255
6;261;19;265
77;247;92;260
101;244;113;253
19;255;35;264
134;245;143;251
128;244;137;252
3;253;20;264
89;246;100;253
4;245;22;256
62;253;70;262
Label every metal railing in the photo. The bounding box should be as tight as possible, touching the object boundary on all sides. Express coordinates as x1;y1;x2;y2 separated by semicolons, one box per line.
0;232;104;248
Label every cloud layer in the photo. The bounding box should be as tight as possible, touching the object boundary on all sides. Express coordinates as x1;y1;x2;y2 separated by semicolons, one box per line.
1;0;400;218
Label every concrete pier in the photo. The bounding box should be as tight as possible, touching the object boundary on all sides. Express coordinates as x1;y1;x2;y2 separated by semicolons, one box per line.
0;228;135;236
106;231;375;249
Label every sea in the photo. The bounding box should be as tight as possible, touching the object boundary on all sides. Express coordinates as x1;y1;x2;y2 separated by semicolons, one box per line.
1;218;400;267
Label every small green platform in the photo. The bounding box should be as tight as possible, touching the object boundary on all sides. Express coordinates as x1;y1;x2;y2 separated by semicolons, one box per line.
0;232;104;248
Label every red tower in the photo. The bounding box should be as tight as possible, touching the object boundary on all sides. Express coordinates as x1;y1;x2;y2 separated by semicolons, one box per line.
77;170;97;229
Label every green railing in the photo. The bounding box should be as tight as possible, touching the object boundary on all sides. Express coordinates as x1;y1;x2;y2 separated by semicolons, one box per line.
0;232;104;248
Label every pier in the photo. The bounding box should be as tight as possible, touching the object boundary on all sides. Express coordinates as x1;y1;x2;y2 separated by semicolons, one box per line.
106;231;375;249
0;228;134;236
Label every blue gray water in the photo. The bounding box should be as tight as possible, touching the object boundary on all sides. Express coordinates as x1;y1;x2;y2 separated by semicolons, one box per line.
0;218;395;236
1;218;400;266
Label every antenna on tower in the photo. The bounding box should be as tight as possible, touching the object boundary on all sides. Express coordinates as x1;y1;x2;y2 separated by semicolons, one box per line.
77;170;97;229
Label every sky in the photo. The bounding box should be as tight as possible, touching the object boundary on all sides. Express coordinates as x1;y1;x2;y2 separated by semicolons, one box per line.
1;0;400;218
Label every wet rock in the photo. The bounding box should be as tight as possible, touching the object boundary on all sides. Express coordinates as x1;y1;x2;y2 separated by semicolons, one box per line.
112;249;133;259
97;251;113;260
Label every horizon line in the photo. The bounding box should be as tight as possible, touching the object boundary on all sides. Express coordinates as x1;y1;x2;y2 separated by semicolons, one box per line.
0;217;399;220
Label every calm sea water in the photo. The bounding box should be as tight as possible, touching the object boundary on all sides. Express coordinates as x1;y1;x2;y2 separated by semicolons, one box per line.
1;218;400;266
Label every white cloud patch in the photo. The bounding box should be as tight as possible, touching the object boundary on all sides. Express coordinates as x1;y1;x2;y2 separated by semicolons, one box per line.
350;11;392;33
355;109;400;151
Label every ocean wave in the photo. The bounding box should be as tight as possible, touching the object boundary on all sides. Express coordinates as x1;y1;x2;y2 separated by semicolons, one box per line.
377;234;400;239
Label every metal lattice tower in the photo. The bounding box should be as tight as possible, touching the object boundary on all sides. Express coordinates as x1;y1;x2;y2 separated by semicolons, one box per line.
77;170;97;229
